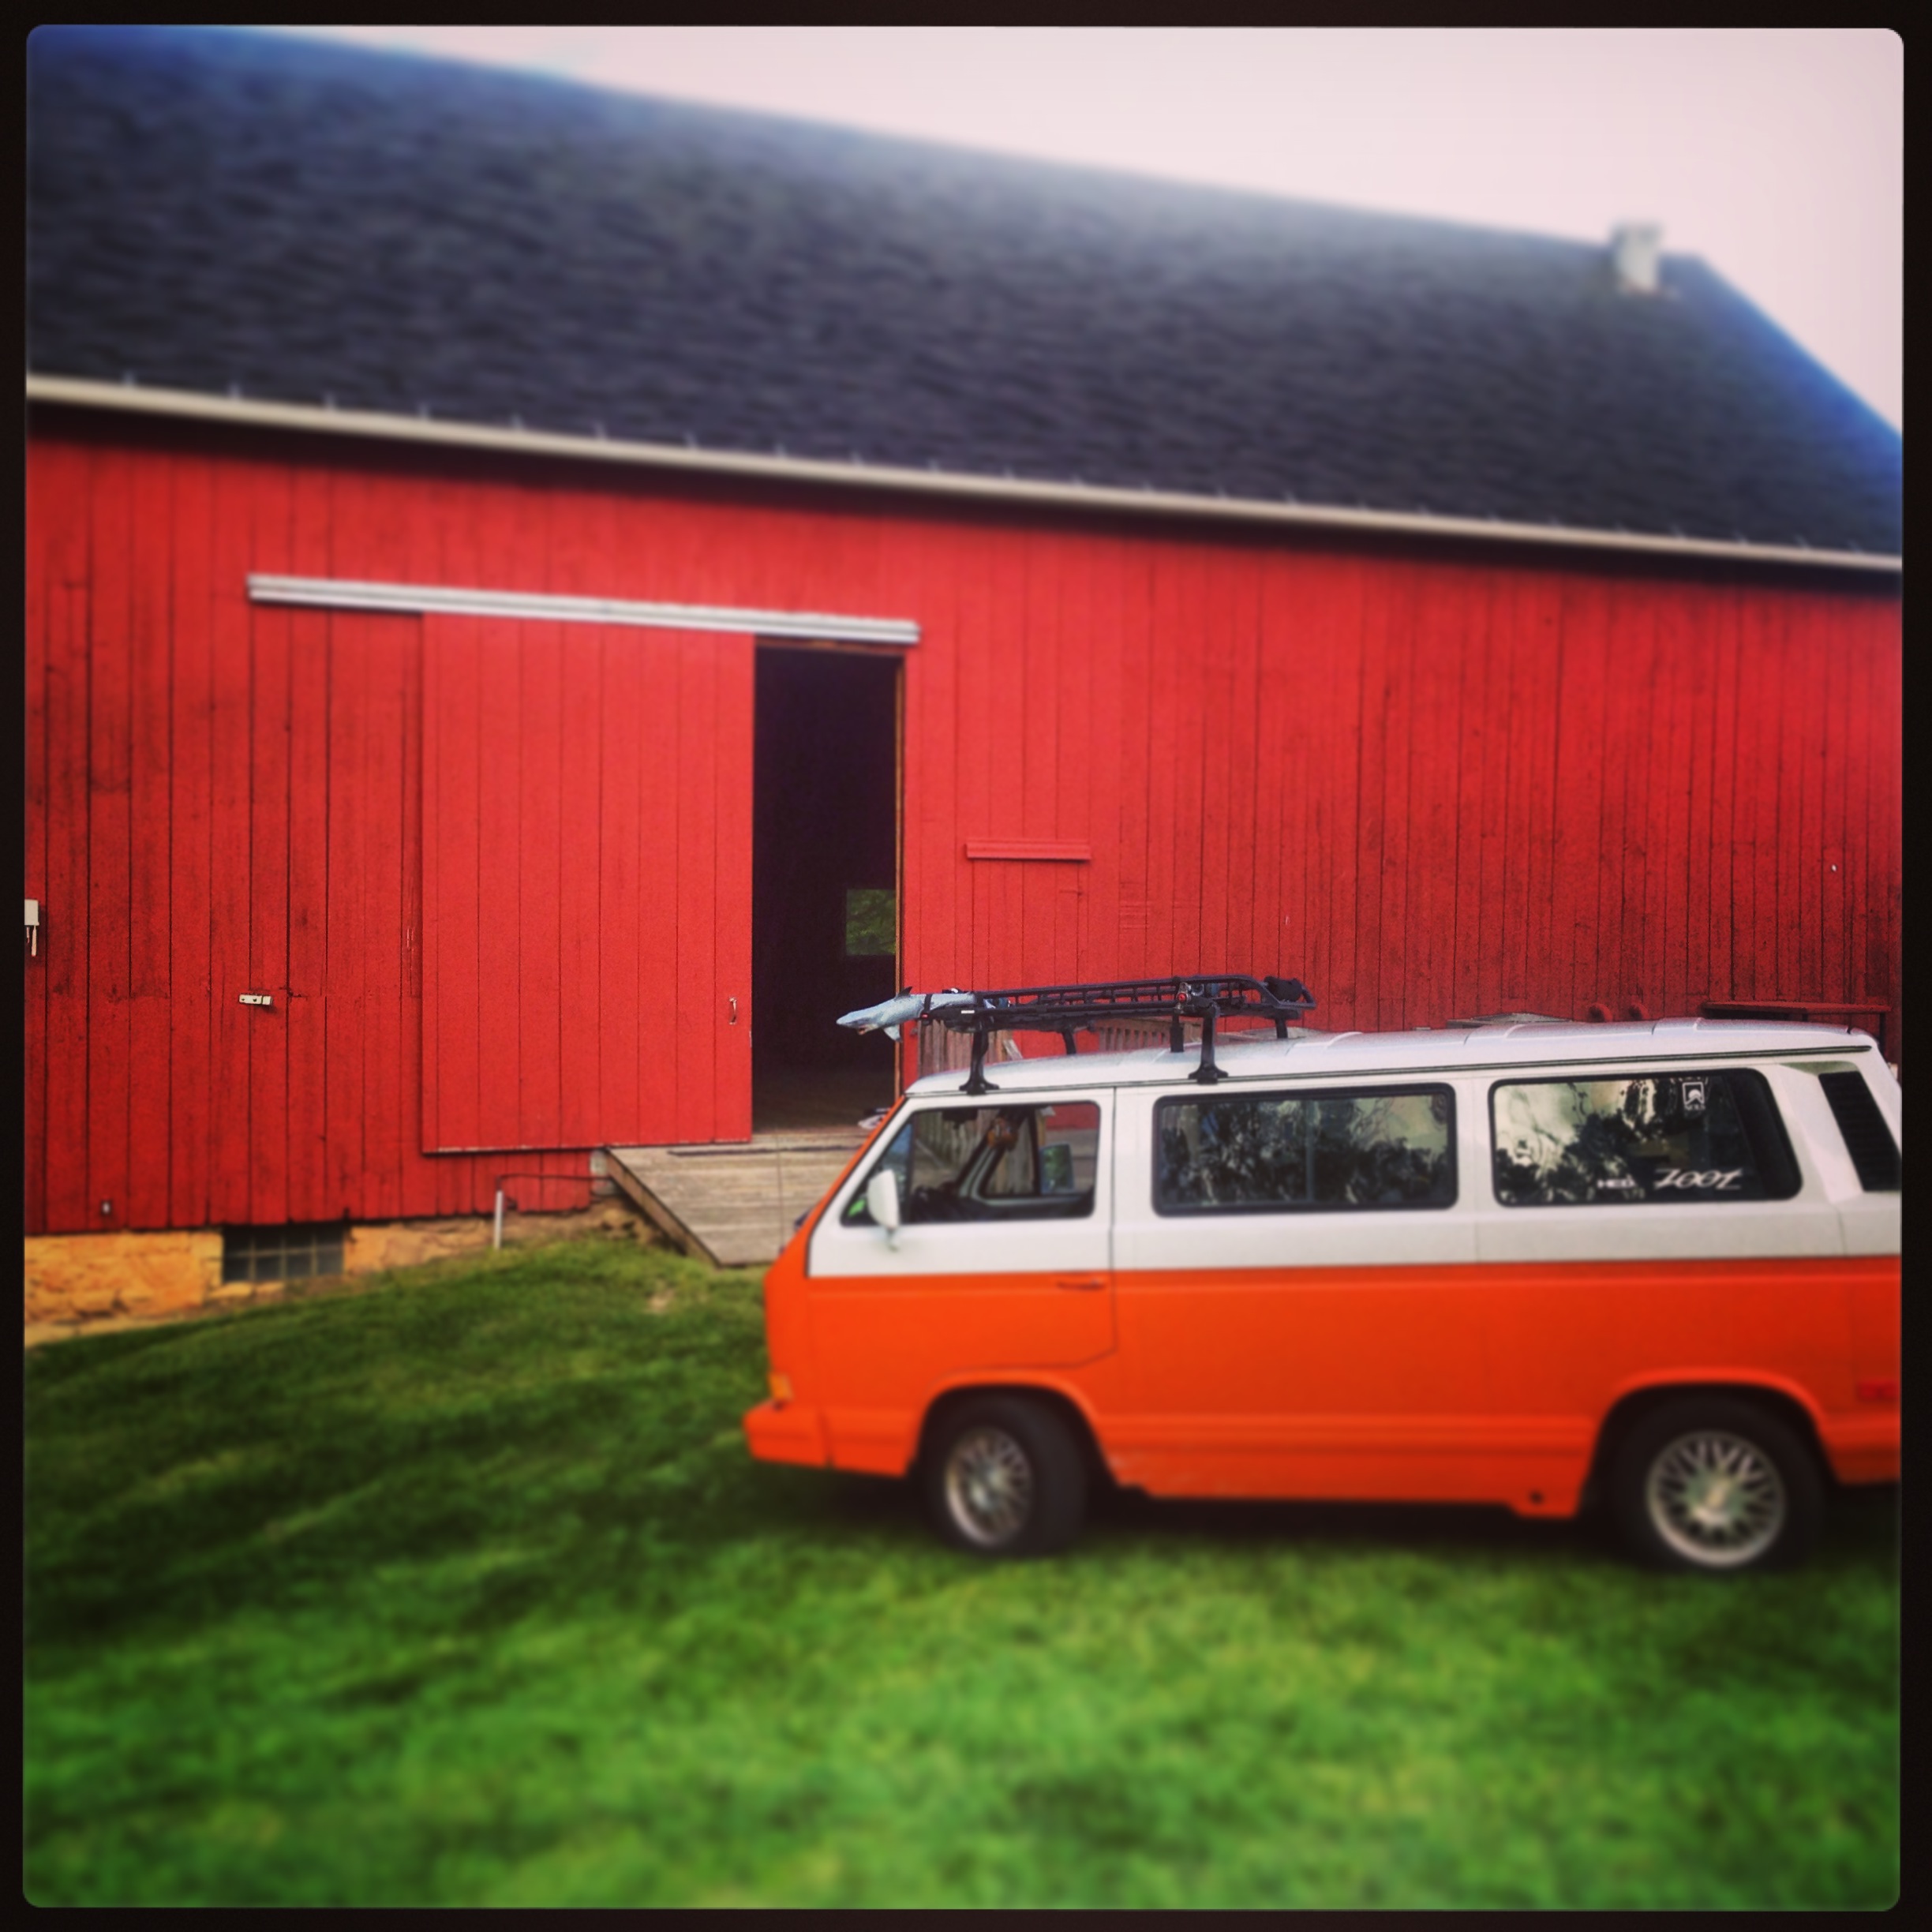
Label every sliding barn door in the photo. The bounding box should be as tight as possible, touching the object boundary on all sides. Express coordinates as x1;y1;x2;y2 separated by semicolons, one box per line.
422;616;753;1151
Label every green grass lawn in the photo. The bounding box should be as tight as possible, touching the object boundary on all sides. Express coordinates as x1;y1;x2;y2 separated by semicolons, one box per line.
25;1241;1898;1907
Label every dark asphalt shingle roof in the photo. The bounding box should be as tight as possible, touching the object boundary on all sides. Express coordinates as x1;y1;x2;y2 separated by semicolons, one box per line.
28;25;1902;556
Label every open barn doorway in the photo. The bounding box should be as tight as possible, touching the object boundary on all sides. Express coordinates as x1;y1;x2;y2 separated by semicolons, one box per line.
752;644;902;1132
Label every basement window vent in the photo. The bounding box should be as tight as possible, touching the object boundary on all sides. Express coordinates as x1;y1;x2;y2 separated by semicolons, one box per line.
222;1221;348;1284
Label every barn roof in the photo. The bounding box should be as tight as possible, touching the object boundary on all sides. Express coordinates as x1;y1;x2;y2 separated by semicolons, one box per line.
28;25;1901;564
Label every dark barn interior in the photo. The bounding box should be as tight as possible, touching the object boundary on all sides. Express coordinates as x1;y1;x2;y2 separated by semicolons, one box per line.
752;645;900;1130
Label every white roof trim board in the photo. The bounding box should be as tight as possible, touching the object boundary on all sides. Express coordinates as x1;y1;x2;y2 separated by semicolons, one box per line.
246;575;919;645
29;376;1903;575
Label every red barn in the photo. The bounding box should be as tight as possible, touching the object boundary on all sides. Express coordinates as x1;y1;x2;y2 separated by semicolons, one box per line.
24;29;1901;1313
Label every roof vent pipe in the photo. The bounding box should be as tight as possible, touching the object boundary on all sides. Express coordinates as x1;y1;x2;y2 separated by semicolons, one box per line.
1611;223;1662;294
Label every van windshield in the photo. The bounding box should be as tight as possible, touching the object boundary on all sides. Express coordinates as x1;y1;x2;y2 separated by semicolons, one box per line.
845;1102;1102;1223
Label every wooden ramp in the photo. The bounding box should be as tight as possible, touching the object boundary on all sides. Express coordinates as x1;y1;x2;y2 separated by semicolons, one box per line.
605;1129;867;1268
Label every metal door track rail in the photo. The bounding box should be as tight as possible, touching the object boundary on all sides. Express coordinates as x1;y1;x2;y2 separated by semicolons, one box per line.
935;972;1317;1092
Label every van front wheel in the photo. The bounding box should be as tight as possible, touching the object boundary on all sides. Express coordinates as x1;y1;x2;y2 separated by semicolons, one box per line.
1610;1397;1822;1574
923;1396;1087;1558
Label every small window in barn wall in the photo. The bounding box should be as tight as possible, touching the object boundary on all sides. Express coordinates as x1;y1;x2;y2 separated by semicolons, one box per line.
221;1221;347;1284
844;888;896;957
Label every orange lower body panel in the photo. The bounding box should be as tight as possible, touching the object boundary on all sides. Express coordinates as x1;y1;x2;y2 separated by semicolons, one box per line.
1818;1413;1901;1485
747;1253;1899;1514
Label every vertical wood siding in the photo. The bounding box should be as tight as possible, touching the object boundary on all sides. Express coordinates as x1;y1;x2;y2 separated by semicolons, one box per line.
24;427;1903;1235
421;617;754;1152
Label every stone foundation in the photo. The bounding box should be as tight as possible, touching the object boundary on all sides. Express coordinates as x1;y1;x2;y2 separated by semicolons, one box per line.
24;1229;223;1327
24;1199;658;1339
343;1217;494;1275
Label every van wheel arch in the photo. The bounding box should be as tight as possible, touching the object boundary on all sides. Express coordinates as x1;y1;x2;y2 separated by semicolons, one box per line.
1583;1382;1832;1513
918;1384;1114;1492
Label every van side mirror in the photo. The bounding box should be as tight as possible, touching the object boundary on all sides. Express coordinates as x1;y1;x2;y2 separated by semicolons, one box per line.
867;1166;902;1244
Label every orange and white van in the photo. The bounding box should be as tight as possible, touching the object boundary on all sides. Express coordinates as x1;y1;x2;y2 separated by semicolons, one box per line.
745;990;1900;1574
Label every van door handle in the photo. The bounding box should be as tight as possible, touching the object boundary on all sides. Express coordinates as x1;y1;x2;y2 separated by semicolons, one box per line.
1055;1276;1106;1292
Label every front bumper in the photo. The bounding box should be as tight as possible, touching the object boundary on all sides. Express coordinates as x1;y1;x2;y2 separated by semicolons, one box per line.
743;1398;830;1467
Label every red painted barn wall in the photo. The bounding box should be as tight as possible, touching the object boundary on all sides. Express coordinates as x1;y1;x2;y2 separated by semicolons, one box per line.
420;615;754;1154
24;421;1904;1237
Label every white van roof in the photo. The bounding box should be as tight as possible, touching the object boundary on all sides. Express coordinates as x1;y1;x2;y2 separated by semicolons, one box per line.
906;1018;1882;1097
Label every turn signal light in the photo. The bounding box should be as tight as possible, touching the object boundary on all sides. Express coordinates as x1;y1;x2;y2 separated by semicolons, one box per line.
769;1372;793;1403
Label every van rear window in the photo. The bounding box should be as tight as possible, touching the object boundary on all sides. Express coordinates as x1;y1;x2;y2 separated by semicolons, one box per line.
1818;1071;1900;1191
1155;1086;1456;1213
1490;1069;1801;1207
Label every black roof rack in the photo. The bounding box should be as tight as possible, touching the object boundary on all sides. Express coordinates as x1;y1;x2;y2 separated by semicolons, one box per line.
933;973;1316;1094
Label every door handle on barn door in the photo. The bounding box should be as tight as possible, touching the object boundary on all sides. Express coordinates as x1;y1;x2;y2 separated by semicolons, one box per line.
1055;1276;1106;1292
728;997;739;1024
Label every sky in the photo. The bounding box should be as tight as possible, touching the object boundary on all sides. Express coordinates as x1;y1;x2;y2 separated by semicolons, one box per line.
270;27;1901;431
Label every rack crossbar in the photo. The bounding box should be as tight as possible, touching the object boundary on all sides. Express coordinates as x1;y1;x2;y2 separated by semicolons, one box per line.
931;973;1316;1092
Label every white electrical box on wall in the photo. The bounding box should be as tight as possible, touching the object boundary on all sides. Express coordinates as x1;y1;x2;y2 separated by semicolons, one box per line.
25;899;40;957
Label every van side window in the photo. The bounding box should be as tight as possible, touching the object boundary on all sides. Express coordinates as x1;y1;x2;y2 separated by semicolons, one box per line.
844;1102;1102;1224
1155;1086;1455;1213
1490;1069;1801;1207
1818;1071;1900;1191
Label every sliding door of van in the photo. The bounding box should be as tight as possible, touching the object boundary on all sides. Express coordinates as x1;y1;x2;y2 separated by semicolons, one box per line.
1106;1080;1483;1501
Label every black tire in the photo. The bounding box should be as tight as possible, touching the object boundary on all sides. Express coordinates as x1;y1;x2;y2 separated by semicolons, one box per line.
921;1395;1088;1558
1609;1396;1823;1574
